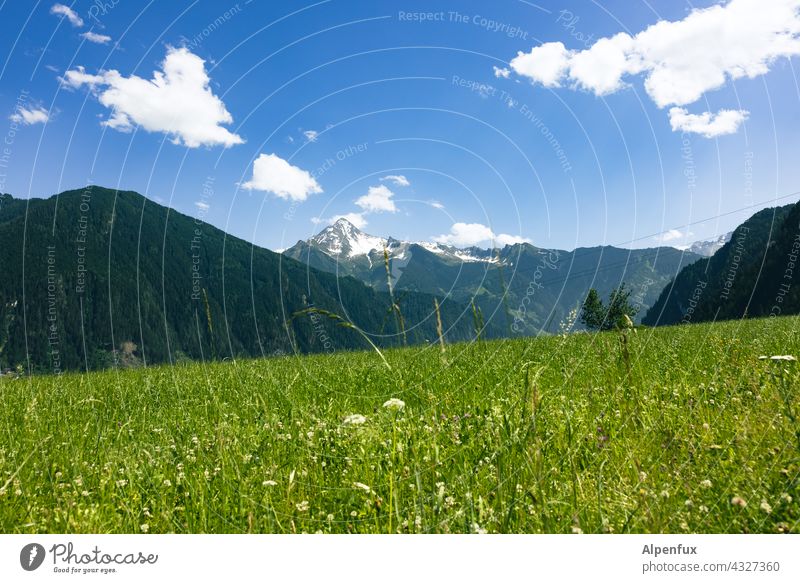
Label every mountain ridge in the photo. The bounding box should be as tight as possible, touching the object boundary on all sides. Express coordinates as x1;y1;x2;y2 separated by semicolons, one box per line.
285;220;704;334
0;186;483;372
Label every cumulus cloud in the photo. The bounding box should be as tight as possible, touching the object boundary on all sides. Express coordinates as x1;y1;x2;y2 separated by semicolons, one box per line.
9;106;50;125
380;174;410;187
654;229;685;243
50;3;84;27
303;130;319;143
496;233;532;246
510;41;572;88
81;31;112;44
61;47;243;148
668;107;749;137
355;184;397;213
506;0;800;136
242;153;322;202
433;222;530;247
493;66;511;79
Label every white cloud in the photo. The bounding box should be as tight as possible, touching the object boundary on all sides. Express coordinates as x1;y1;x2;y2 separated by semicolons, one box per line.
355;184;397;214
242;153;322;202
510;41;572;88
496;233;532;246
9;106;50;125
655;229;685;243
507;0;800;136
433;223;529;247
329;212;367;229
380;174;410;187
81;31;111;44
428;200;445;210
668;107;749;137
493;66;511;79
194;201;210;212
62;47;243;148
303;130;319;143
50;3;84;27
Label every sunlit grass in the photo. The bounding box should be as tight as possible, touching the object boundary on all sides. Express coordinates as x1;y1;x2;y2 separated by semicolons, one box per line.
1;316;799;533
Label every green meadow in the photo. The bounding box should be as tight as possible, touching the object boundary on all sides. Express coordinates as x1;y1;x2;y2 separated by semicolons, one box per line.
1;316;799;534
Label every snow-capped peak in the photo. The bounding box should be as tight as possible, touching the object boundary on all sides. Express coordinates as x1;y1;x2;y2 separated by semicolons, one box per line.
308;220;506;264
311;218;387;257
677;232;732;257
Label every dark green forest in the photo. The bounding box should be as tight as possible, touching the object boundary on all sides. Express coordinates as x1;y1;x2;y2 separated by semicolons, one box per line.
0;187;484;373
644;202;800;325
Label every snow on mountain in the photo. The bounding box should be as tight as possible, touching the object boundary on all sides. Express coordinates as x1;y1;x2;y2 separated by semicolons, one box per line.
309;219;502;263
678;232;732;257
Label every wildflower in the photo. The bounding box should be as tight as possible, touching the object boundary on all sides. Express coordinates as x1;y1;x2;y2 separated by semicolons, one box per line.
760;500;772;514
140;524;149;533
296;500;310;512
781;493;792;504
326;514;334;522
350;511;358;518
660;490;670;499
163;479;172;487
115;479;128;488
471;522;488;534
700;479;712;489
383;398;406;411
571;526;583;534
638;471;647;482
685;499;694;509
353;482;371;493
343;414;367;426
731;496;747;508
262;480;277;487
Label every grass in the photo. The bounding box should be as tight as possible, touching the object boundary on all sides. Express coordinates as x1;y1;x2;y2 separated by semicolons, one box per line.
1;316;799;534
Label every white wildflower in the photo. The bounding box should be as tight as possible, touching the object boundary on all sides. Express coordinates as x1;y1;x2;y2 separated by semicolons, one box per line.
471;522;488;534
383;398;406;411
343;414;367;426
296;500;310;512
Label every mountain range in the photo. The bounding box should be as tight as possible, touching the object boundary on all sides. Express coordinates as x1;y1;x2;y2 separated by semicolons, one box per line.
285;219;704;334
0;187;482;373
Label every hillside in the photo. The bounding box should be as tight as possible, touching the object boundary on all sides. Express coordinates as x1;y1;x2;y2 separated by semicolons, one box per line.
644;203;798;326
0;187;480;373
285;220;703;333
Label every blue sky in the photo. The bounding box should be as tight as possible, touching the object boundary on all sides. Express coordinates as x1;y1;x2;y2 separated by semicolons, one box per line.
1;0;799;252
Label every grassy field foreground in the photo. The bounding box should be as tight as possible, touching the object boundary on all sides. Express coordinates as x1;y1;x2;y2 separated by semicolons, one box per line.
1;316;799;534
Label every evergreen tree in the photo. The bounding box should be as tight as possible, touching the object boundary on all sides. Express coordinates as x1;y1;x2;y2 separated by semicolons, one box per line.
581;285;638;331
580;288;606;330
